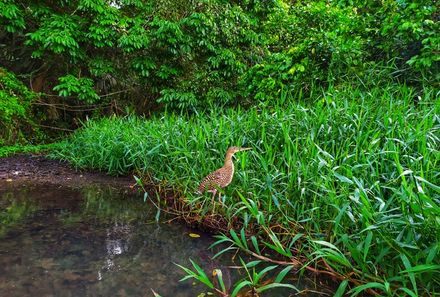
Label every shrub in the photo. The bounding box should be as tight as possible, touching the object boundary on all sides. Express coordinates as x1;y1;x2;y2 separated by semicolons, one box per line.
0;68;41;145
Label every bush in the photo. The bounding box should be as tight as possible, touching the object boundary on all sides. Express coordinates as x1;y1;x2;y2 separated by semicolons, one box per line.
244;0;439;102
245;1;366;101
2;0;436;114
0;68;42;145
1;0;265;111
380;0;439;76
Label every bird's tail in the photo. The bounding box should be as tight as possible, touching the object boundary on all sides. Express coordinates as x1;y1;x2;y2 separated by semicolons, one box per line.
196;181;206;194
195;187;203;195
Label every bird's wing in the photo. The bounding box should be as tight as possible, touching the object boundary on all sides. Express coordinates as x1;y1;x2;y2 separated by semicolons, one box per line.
198;169;224;191
207;169;224;180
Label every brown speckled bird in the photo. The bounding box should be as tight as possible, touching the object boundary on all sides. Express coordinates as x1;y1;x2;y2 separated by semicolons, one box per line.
197;146;251;201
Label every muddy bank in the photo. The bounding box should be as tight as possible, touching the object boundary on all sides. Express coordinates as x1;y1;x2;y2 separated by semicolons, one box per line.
0;154;136;191
0;154;223;231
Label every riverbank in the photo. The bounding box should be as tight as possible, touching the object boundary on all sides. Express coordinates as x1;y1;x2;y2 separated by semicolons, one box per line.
0;154;136;191
0;163;227;297
0;153;339;296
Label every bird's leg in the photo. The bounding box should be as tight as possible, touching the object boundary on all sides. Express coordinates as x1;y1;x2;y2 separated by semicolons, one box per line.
218;190;223;203
209;189;217;213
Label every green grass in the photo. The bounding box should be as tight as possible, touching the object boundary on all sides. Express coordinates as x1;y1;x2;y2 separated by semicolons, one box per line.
0;143;63;158
53;85;440;295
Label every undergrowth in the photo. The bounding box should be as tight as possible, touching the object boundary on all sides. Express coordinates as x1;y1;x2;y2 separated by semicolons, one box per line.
0;143;63;158
0;67;43;146
53;85;440;296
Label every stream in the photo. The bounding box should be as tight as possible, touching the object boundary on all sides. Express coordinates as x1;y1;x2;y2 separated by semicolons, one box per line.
0;181;327;297
0;181;227;297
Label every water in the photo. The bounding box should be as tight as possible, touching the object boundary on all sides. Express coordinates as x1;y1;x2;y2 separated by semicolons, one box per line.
0;181;227;297
0;181;330;297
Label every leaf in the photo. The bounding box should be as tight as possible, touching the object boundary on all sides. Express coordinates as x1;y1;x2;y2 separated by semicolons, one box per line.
229;229;245;249
400;264;440;274
240;228;248;250
133;175;142;186
363;231;373;261
414;176;440;192
350;282;385;295
257;283;300;293
189;259;214;289
155;208;161;222
334;172;353;184
255;265;278;283
426;245;438;264
397;288;418;297
209;235;231;249
245;260;261;268
288;233;303;249
400;254;417;292
231;280;252;297
251;236;261;254
334;280;348;297
313;240;340;251
399;169;413;177
213;269;226;293
274;265;294;283
213;245;237;259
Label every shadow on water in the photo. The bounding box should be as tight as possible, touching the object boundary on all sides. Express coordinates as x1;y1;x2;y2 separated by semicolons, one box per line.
0;181;328;297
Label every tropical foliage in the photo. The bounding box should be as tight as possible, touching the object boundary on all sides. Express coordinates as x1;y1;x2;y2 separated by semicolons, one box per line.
1;0;439;295
1;0;438;116
0;68;42;145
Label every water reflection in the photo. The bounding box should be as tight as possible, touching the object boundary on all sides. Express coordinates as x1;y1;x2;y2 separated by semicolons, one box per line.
103;222;131;271
0;182;221;297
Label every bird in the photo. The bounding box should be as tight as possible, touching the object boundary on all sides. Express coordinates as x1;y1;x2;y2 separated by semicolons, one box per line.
197;146;252;201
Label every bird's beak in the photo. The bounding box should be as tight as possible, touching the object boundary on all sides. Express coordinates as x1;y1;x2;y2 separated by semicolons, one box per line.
239;147;252;152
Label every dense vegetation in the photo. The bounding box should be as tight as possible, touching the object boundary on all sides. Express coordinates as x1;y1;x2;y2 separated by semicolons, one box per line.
54;85;439;295
1;0;439;295
1;0;438;118
0;67;42;145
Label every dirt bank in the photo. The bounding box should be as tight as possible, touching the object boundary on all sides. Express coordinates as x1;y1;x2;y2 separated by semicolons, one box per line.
0;154;136;191
0;154;243;233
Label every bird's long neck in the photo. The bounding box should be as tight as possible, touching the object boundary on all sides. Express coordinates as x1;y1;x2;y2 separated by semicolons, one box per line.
223;152;234;168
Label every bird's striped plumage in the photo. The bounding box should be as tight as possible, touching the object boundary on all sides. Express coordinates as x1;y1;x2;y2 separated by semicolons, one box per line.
197;146;251;198
197;164;234;193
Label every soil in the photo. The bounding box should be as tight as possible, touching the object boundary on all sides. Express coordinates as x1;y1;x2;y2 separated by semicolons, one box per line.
0;154;136;191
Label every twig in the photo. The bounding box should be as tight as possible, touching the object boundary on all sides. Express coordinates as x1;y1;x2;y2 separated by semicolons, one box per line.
35;124;74;132
32;101;110;112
